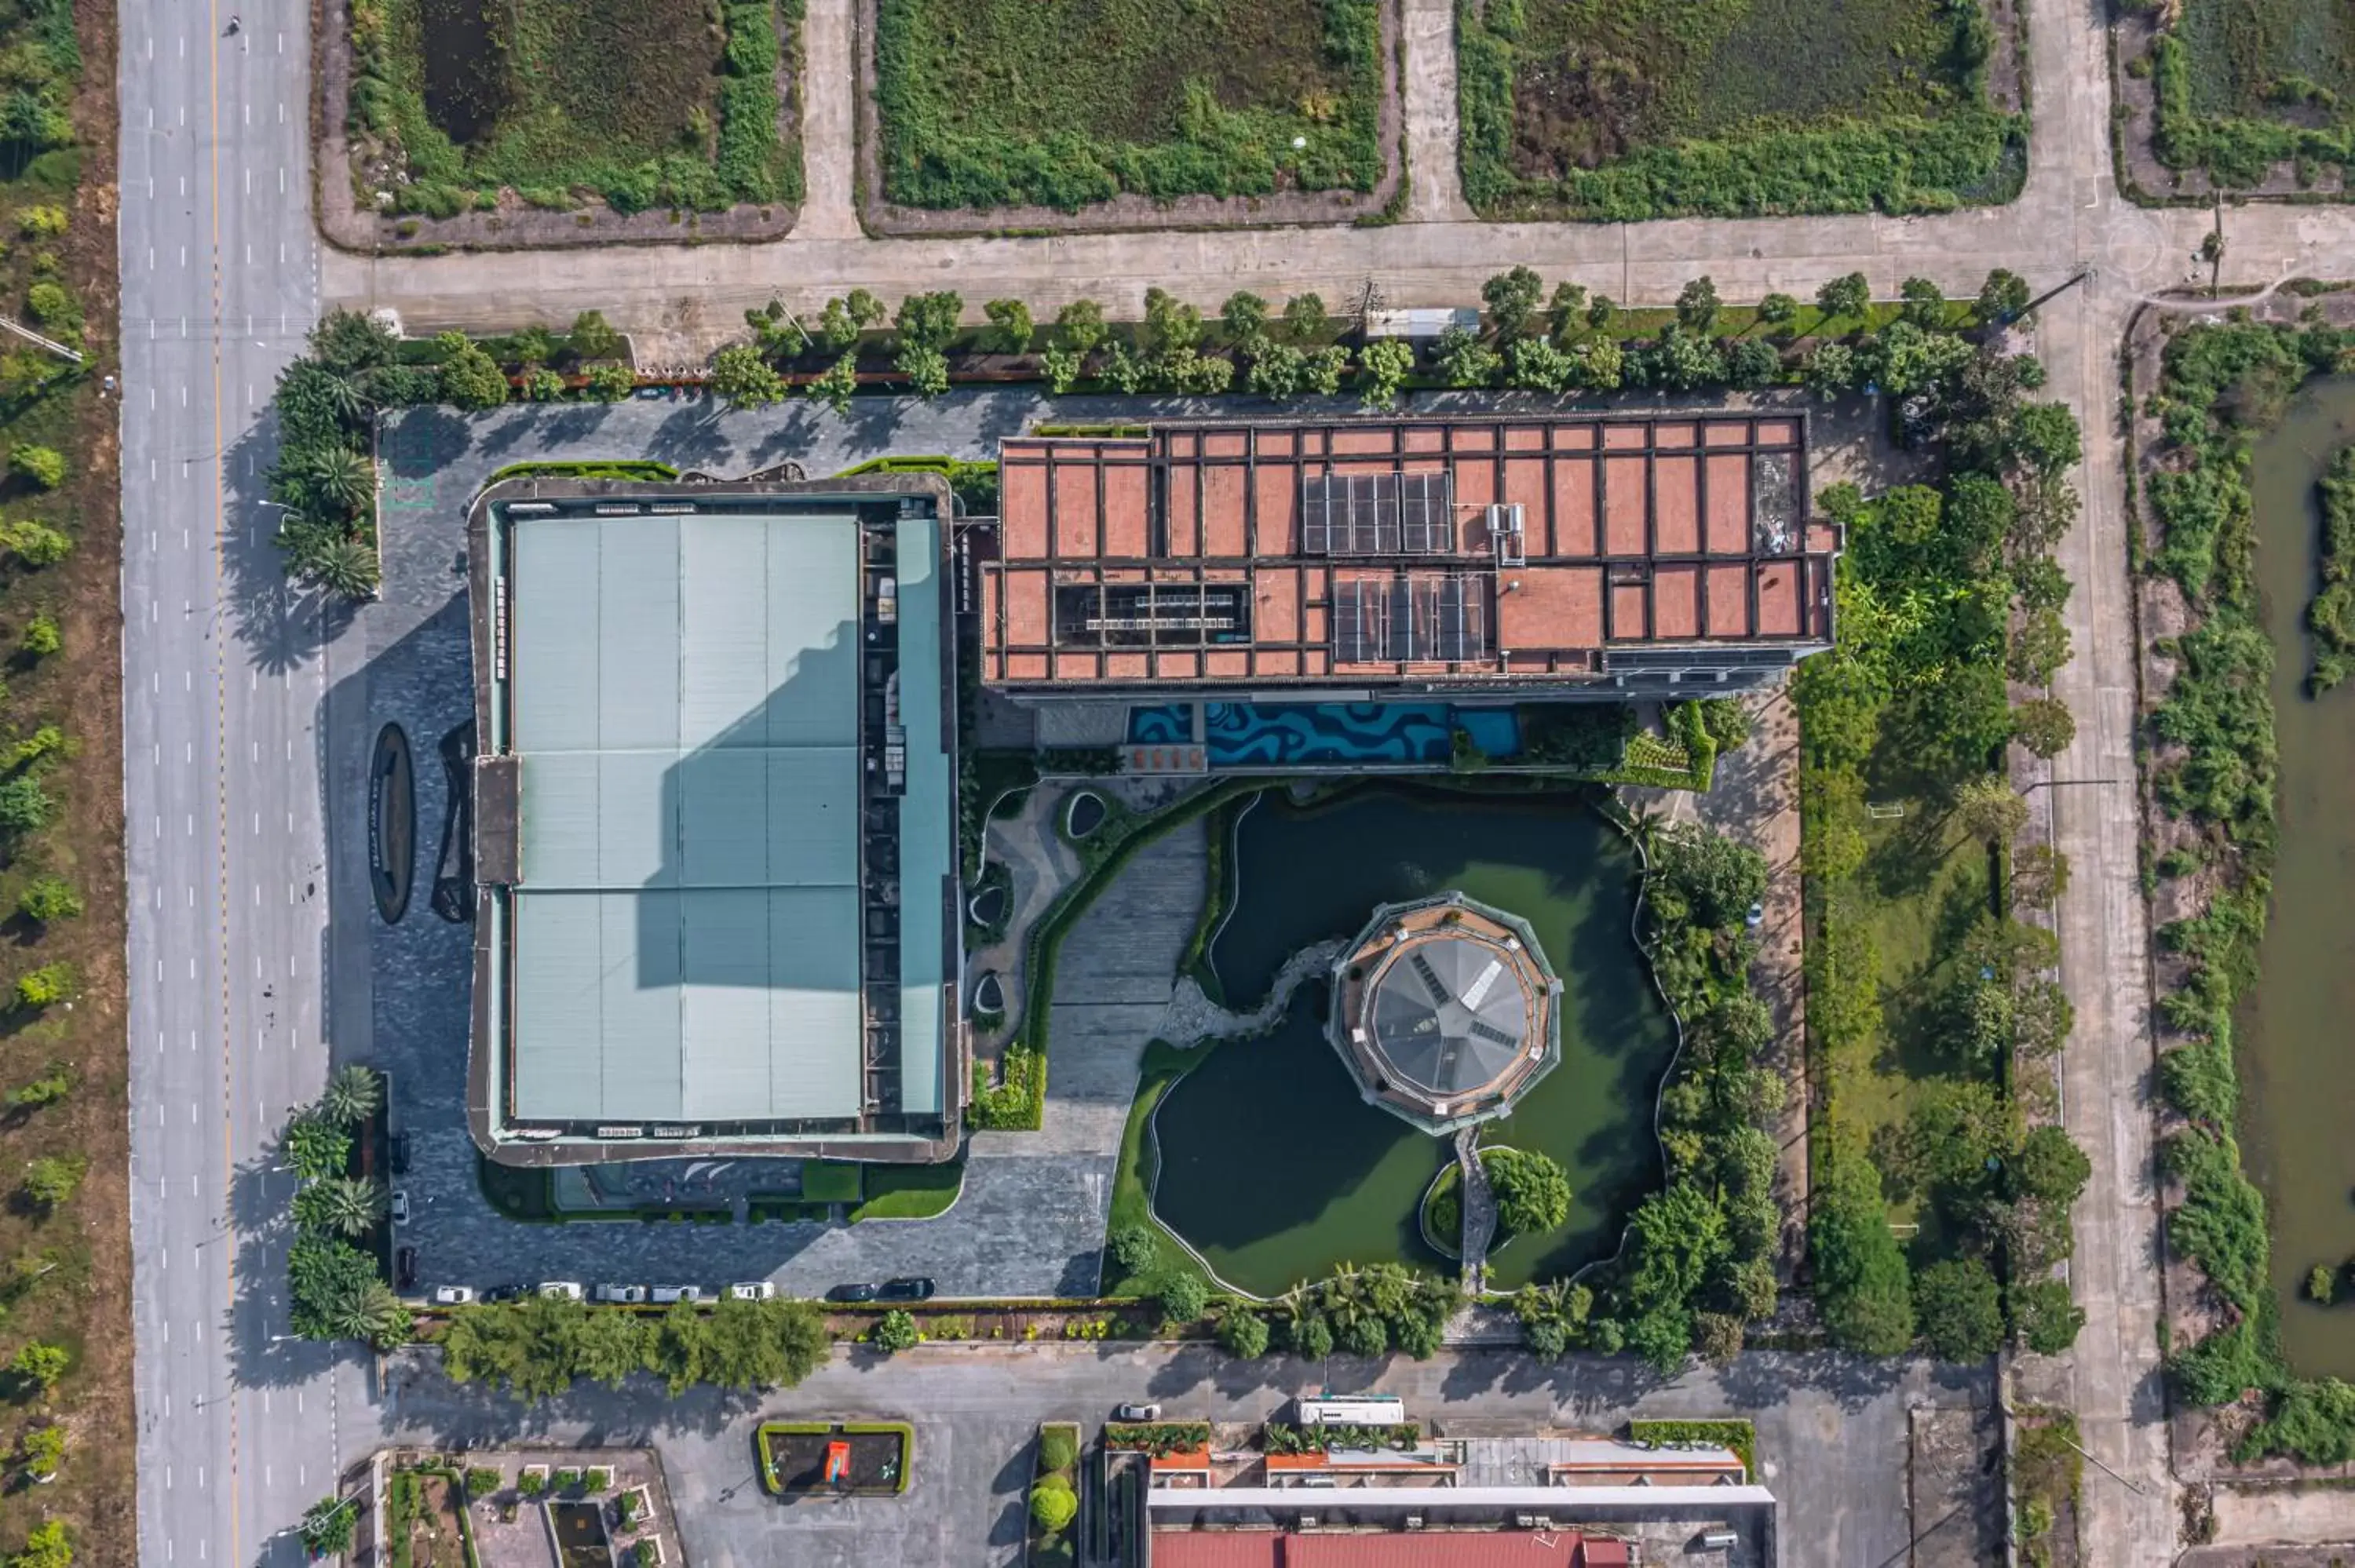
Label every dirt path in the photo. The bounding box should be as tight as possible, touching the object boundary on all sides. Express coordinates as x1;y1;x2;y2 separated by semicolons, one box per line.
797;0;860;239
1401;0;1470;224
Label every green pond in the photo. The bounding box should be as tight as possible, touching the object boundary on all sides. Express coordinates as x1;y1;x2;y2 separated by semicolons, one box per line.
2236;375;2355;1379
1151;784;1678;1294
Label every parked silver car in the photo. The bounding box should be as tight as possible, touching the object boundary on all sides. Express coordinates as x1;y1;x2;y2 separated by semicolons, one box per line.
592;1284;648;1305
650;1285;702;1305
539;1282;584;1301
727;1282;777;1301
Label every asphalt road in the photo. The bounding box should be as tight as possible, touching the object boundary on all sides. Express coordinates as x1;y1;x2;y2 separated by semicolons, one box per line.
117;2;358;1564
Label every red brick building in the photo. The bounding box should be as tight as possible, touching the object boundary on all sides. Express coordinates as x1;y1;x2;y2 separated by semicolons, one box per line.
979;414;1838;702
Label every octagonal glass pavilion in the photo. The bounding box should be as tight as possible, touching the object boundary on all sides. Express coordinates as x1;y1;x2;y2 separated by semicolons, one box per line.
1328;892;1563;1136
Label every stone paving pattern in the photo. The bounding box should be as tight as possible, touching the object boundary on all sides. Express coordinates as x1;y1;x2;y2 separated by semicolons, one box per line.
360;421;1208;1298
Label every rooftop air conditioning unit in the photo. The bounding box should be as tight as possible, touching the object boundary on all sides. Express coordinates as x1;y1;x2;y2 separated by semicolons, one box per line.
1403;1516;1424;1531
1487;503;1527;567
1296;1515;1318;1530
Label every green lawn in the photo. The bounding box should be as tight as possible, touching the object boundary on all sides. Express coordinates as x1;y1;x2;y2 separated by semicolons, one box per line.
801;1160;864;1204
849;1159;965;1221
1816;792;2003;1267
1459;0;2021;219
350;0;801;215
874;0;1385;210
1105;1041;1217;1298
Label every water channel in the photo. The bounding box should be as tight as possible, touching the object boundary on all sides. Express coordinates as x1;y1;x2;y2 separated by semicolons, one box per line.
2236;375;2355;1378
1152;784;1678;1294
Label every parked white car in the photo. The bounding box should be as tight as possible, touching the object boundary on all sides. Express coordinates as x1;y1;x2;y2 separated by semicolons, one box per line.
650;1285;702;1305
430;1285;475;1307
593;1284;648;1305
389;1190;411;1223
727;1282;777;1301
539;1282;584;1300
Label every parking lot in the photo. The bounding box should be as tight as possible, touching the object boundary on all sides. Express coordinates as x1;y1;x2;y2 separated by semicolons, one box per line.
374;1342;1992;1568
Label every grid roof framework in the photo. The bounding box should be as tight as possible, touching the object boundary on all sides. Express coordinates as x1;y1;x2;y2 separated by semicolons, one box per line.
984;416;1836;689
506;508;866;1125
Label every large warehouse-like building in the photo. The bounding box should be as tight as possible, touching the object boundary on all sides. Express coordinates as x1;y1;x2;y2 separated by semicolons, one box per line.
464;476;960;1167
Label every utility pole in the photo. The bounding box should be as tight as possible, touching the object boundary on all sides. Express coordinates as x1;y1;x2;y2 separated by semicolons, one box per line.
2007;268;2095;327
2202;192;2226;297
1351;277;1386;336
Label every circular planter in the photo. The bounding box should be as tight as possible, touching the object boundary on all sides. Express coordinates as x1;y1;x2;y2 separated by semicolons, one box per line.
968;882;1009;928
1064;790;1107;840
1418;1148;1531;1263
973;972;1006;1016
369;724;415;924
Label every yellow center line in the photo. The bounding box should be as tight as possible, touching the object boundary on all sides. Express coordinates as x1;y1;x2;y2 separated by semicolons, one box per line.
203;4;241;1565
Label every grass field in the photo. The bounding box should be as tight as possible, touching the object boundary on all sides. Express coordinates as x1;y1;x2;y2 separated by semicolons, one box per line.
874;0;1385;210
1831;807;1999;1263
0;0;137;1559
1459;0;2021;219
2147;0;2355;188
349;0;801;215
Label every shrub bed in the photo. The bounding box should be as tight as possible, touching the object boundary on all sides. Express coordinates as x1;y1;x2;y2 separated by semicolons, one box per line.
1458;0;2021;219
349;0;802;214
1627;1418;1754;1482
2141;4;2355;192
1027;1423;1083;1566
874;0;1383;210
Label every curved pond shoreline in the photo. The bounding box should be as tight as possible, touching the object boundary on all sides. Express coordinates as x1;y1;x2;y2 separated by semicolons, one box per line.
1148;784;1678;1294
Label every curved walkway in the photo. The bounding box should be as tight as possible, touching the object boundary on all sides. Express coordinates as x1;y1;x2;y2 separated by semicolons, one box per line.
966;782;1081;1052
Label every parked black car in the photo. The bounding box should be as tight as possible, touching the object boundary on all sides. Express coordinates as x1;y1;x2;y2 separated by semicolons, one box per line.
829;1282;880;1304
482;1285;527;1304
395;1246;418;1292
879;1278;936;1302
389;1132;412;1175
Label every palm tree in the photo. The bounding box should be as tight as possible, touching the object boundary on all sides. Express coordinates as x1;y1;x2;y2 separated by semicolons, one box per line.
330;1280;409;1348
318;1063;382;1127
305;536;380;602
297;447;376;517
298;1176;387;1239
1623;800;1665;865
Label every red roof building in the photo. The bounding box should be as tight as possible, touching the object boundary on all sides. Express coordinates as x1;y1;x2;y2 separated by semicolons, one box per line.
1152;1532;1637;1568
980;415;1837;700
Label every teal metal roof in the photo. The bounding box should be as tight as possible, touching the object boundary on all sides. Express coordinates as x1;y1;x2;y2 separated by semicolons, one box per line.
506;509;867;1124
895;513;949;1116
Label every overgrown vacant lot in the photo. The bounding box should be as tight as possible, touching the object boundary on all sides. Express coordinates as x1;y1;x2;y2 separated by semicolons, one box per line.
349;0;799;216
2141;0;2355;188
1458;0;2021;219
874;0;1384;211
